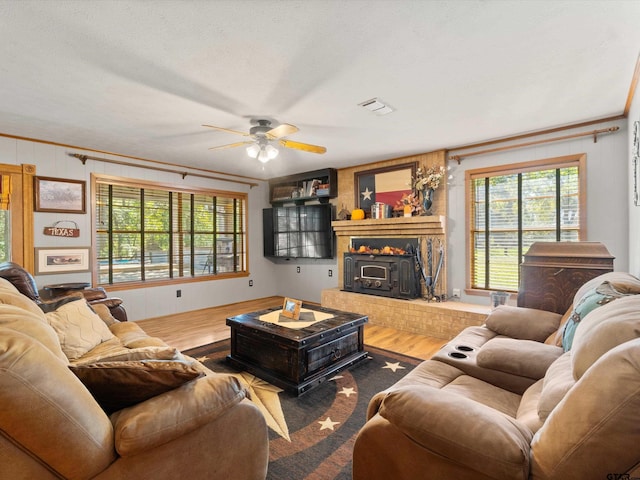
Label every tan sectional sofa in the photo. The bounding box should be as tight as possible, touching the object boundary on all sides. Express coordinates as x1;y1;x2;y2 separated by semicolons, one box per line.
353;271;640;480
0;264;269;479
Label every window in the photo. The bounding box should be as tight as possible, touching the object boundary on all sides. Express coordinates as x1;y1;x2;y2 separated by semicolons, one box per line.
0;209;10;263
467;154;585;292
94;176;247;286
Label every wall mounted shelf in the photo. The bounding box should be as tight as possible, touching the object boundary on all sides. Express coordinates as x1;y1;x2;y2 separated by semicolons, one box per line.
269;168;337;205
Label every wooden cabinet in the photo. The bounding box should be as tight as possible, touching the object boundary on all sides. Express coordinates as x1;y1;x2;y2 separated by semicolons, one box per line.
269;168;337;205
264;168;337;259
517;242;614;314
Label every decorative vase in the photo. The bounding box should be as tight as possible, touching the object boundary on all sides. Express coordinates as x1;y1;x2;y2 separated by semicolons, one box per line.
421;188;434;215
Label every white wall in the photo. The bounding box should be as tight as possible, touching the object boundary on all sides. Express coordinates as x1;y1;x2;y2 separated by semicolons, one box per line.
628;94;640;277
446;119;630;304
269;256;338;304
0;136;278;320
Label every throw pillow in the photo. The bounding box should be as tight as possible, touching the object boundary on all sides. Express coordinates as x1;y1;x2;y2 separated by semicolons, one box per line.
109;321;168;348
69;360;204;414
561;282;628;352
72;345;182;365
46;298;115;360
90;303;119;326
571;295;640;380
38;293;85;313
572;272;640;308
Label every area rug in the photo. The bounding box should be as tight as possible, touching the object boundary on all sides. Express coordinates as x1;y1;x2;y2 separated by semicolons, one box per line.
184;340;421;480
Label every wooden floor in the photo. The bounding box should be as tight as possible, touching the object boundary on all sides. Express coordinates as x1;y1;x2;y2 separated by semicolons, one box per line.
136;296;446;360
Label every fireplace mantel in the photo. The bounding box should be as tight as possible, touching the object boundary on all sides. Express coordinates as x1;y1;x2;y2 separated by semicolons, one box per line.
331;215;446;237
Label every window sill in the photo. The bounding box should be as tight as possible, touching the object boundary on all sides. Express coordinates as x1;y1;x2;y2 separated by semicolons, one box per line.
99;271;249;292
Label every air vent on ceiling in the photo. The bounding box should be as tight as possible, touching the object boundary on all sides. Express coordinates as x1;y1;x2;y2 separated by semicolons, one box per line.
358;97;395;116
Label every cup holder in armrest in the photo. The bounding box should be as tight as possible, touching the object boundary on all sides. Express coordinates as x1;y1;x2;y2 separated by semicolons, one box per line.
448;351;468;359
455;345;474;352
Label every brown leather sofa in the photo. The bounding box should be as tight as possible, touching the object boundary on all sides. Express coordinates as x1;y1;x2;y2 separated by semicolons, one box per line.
0;261;128;321
0;263;269;479
353;271;640;480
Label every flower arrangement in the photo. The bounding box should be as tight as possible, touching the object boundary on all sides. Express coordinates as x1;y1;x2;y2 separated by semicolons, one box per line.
413;165;446;191
395;192;422;215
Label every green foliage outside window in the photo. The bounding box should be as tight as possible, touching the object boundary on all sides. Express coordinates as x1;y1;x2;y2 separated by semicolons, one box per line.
0;210;10;263
470;163;581;292
95;181;247;285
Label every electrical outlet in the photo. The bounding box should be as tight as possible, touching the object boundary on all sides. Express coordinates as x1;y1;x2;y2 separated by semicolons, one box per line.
176;289;182;298
328;269;333;277
249;280;253;287
452;288;461;298
296;266;301;273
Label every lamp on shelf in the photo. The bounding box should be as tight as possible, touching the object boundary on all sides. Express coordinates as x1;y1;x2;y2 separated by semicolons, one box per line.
246;140;279;163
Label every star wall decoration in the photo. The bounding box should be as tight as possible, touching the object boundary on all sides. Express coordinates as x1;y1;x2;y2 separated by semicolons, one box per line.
361;187;373;201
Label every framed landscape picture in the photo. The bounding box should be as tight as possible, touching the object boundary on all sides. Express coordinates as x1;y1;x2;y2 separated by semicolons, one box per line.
34;176;86;213
35;247;91;275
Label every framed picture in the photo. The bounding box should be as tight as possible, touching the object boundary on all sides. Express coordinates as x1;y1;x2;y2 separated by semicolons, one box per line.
354;163;416;215
35;247;91;275
34;176;86;213
281;297;302;320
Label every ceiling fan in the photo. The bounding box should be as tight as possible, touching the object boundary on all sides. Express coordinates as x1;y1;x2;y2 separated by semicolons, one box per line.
203;119;327;163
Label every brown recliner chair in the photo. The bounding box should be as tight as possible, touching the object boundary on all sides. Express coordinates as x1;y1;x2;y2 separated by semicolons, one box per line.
0;261;128;321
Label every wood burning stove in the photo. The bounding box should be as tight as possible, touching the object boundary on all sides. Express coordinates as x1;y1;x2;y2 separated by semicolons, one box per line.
343;238;421;299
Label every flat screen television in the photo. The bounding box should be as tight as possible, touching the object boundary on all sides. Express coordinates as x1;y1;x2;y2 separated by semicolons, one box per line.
263;204;334;259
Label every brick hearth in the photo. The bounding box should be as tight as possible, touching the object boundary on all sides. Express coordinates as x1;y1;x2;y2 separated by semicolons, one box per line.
322;288;490;340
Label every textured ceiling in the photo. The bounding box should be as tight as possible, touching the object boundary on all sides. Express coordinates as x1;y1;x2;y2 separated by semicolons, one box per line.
1;0;639;180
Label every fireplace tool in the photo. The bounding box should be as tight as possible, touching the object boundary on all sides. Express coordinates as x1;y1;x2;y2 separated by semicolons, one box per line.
417;238;445;301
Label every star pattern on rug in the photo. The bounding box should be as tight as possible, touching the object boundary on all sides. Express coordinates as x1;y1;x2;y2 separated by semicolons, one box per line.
382;361;406;373
338;387;356;398
230;372;290;442
318;417;340;431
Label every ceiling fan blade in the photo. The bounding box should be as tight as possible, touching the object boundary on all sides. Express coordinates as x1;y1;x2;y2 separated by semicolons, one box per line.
208;141;254;151
266;123;299;139
279;139;327;154
202;124;250;136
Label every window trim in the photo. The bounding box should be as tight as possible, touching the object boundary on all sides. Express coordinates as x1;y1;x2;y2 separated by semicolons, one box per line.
0;163;35;271
464;153;586;296
91;173;249;291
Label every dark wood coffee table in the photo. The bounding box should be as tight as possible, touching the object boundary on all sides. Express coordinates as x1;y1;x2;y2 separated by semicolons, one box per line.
226;304;368;396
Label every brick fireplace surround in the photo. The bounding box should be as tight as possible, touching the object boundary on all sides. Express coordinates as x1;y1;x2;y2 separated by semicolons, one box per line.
320;150;490;340
321;215;489;340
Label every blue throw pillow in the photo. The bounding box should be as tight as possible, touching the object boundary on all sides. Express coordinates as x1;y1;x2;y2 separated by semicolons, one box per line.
561;283;624;351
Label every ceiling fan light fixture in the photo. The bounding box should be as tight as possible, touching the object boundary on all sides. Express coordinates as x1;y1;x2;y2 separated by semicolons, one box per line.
266;144;279;159
207;119;326;158
257;144;279;163
246;143;260;158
